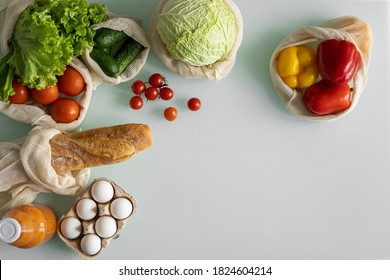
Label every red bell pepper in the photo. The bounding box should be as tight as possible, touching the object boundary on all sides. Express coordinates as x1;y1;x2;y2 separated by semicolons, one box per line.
303;80;351;115
317;39;361;84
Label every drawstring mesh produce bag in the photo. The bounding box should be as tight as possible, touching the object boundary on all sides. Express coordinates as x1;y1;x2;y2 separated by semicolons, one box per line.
269;16;372;121
82;16;150;86
0;0;31;54
0;0;97;131
148;0;244;81
0;58;94;131
0;126;90;216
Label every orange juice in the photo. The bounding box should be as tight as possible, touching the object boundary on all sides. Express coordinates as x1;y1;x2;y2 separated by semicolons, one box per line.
0;204;57;249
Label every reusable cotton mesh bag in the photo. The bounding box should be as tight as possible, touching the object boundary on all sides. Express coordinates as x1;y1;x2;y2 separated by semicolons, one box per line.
0;0;95;131
148;0;244;81
0;58;94;131
82;16;150;86
269;16;372;121
0;126;90;216
0;0;32;54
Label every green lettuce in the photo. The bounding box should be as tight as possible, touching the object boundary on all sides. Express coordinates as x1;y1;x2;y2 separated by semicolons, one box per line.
50;0;108;57
0;0;107;101
156;0;237;67
0;52;15;102
8;3;74;91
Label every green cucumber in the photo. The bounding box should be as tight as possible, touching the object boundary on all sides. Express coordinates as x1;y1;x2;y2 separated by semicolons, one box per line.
90;48;119;77
94;28;128;49
114;37;144;76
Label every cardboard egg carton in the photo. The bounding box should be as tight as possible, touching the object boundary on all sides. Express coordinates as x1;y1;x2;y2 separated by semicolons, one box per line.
57;177;136;259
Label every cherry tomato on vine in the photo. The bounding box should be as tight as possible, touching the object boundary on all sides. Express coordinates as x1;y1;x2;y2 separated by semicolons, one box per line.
164;107;177;121
187;97;201;111
148;73;165;87
144;87;159;101
129;95;143;110
159;87;174;101
9;81;30;104
131;80;146;95
50;98;80;123
31;85;60;105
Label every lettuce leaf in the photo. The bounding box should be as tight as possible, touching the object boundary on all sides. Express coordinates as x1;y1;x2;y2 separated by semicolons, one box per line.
0;52;16;102
8;4;73;90
51;0;108;57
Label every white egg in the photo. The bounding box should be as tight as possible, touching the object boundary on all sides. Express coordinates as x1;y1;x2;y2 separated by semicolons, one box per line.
110;197;133;220
91;180;114;203
60;217;82;239
76;198;97;220
95;216;117;238
80;234;101;256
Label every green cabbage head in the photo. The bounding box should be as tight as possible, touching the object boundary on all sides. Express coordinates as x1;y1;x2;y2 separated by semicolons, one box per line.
156;0;237;67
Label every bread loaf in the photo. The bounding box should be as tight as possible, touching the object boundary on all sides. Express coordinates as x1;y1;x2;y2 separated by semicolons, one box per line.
50;124;152;173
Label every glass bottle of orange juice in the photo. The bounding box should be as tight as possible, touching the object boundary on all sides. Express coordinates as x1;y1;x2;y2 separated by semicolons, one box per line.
0;204;57;249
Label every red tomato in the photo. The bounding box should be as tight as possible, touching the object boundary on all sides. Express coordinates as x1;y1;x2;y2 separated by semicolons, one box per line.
9;81;30;104
164;107;177;121
303;80;351;115
58;66;86;96
148;73;165;87
50;98;80;123
159;87;174;101
129;96;143;110
31;85;60;105
145;87;159;101
187;97;201;111
131;80;146;95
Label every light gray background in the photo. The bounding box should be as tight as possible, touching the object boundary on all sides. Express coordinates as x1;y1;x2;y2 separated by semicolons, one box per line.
1;0;390;260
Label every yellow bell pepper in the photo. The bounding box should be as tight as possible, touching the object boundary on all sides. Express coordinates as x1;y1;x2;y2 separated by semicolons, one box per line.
277;44;319;89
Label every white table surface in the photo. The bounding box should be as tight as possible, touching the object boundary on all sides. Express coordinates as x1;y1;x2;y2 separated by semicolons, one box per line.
1;0;390;260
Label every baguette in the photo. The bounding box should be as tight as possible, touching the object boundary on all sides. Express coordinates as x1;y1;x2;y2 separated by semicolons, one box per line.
49;124;152;173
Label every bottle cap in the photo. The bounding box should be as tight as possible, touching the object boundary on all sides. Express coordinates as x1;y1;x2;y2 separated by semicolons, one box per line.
0;218;21;243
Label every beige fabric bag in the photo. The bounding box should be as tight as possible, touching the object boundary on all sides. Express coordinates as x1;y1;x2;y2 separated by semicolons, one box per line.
0;0;33;54
0;0;95;131
0;57;94;131
0;126;90;216
269;16;372;121
82;16;150;87
148;0;244;81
